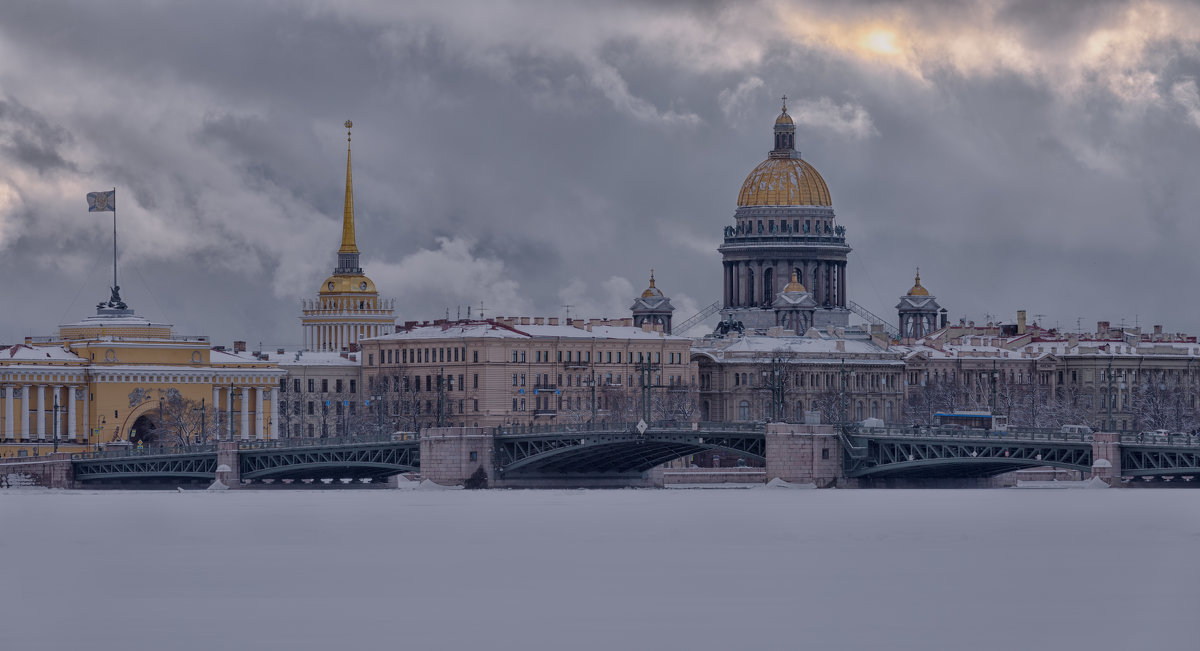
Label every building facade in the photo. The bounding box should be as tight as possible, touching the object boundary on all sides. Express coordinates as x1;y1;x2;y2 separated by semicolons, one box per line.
0;302;283;457
272;349;363;438
300;120;395;352
358;317;697;430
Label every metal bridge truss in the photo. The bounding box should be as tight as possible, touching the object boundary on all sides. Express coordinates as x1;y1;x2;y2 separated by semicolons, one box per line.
239;441;420;481
843;435;1093;478
1121;446;1200;478
495;428;765;477
74;452;218;482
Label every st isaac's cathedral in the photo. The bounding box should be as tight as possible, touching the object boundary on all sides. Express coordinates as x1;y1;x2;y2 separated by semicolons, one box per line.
718;98;850;332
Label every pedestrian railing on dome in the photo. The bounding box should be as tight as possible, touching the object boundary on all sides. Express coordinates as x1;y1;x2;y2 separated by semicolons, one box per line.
236;431;418;450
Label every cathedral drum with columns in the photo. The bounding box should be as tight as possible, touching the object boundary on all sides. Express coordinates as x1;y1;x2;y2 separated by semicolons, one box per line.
719;99;851;331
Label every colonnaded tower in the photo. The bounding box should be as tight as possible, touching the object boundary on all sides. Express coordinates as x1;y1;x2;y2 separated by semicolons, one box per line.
719;98;851;330
300;121;395;351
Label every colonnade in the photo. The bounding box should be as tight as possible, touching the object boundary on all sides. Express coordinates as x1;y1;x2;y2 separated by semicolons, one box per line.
0;384;86;442
723;259;847;309
303;323;389;352
211;386;280;440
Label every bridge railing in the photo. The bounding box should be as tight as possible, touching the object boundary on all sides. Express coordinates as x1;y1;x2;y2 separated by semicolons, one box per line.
1119;432;1200;447
494;421;765;437
846;425;1097;444
71;442;218;460
238;432;419;450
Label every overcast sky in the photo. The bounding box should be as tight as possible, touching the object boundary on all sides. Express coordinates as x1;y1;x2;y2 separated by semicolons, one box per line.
2;0;1200;347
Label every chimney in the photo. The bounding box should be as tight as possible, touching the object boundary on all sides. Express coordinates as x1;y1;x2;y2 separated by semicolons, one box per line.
212;345;226;352
534;317;544;325
548;317;559;326
1154;324;1163;336
233;341;247;353
1016;310;1026;336
341;352;348;359
1097;321;1109;336
520;317;530;325
349;342;359;353
276;348;285;355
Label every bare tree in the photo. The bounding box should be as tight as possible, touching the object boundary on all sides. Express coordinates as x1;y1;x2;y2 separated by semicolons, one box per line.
157;389;219;448
652;383;700;424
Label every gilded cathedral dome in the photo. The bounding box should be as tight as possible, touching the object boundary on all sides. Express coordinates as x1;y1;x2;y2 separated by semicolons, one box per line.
737;157;832;207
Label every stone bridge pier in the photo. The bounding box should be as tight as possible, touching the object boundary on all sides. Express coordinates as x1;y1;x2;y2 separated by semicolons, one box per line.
1089;432;1122;485
764;422;848;488
420;427;493;487
0;453;76;489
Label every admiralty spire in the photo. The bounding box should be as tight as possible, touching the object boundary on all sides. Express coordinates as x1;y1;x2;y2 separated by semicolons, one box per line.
300;120;395;352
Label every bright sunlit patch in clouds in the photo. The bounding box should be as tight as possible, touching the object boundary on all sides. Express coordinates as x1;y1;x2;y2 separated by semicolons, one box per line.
864;29;899;56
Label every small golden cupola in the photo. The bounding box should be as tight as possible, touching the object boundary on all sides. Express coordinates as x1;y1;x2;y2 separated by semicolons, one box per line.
631;270;675;334
782;269;807;293
641;269;664;298
907;269;930;296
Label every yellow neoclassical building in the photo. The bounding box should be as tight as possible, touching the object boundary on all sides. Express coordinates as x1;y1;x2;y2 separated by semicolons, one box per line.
0;301;284;457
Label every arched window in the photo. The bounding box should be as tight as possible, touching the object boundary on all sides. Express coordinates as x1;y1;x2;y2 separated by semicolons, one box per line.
885;401;893;422
795;401;804;419
856;401;863;421
701;401;710;421
871;402;879;419
738;401;751;421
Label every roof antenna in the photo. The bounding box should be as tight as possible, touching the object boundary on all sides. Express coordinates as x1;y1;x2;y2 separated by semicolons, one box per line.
479;301;486;320
467;305;472;319
562;304;573;320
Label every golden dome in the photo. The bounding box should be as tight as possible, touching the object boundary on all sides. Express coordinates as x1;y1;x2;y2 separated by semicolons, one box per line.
782;270;807;293
641;270;664;298
775;111;793;125
737;157;832;207
319;273;377;295
907;269;929;296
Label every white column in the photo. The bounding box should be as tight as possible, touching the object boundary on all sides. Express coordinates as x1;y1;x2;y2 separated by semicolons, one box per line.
3;385;11;440
240;386;250;440
82;386;89;441
37;384;46;440
270;387;280;440
225;387;234;440
212;385;220;420
68;386;77;440
255;386;264;440
21;384;30;442
52;386;62;441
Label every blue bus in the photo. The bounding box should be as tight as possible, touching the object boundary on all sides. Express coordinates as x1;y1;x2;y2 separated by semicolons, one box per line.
934;411;1008;432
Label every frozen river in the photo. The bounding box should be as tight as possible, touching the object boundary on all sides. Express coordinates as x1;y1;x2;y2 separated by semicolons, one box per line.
2;486;1196;650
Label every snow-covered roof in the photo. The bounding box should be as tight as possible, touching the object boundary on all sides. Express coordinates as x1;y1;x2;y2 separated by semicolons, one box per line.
0;345;84;362
692;333;903;365
368;320;687;343
209;349;279;365
272;350;361;367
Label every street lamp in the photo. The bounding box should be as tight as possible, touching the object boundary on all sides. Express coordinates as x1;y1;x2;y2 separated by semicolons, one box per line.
52;395;60;453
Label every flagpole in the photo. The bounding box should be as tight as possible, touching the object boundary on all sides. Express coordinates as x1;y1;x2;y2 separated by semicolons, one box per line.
112;186;117;292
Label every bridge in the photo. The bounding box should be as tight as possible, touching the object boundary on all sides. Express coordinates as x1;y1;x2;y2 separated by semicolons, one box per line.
1;422;1195;488
840;426;1200;481
492;422;765;478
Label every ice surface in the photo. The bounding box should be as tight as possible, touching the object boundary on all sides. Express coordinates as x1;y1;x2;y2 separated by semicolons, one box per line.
1;489;1196;650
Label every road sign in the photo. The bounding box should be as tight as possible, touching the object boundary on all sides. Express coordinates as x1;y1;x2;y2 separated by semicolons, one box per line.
636;419;648;435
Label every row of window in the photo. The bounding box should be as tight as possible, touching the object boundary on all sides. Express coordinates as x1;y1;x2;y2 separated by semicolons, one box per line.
368;347;688;367
279;378;357;394
369;374;470;393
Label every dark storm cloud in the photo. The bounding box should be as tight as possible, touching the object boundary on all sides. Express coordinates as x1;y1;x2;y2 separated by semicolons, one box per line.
1;0;1199;346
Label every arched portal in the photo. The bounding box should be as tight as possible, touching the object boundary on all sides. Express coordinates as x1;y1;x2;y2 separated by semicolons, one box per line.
129;414;162;447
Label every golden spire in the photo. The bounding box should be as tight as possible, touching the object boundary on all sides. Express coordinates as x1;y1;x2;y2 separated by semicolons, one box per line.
649;269;656;289
339;119;358;255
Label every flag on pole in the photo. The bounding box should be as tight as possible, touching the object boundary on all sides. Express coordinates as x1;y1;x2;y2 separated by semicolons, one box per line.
86;190;115;212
